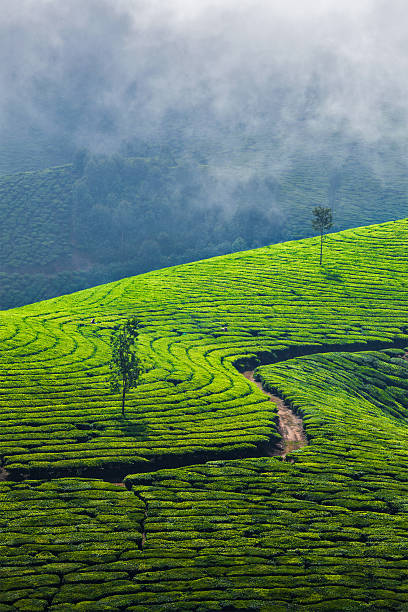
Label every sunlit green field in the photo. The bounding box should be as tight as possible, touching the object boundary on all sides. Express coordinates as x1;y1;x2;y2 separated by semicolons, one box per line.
2;219;408;610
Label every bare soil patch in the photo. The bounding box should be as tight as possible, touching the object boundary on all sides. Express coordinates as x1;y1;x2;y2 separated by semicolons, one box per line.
243;371;307;457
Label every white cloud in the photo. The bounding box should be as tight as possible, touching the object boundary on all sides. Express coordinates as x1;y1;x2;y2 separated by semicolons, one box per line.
1;0;408;159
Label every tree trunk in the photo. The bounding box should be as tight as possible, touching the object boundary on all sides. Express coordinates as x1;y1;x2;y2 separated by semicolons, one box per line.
320;231;323;265
121;387;126;418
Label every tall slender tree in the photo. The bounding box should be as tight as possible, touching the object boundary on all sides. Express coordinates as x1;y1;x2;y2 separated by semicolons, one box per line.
312;206;333;265
109;317;143;417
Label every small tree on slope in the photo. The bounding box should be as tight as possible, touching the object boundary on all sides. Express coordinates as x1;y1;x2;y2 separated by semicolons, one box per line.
312;205;333;265
109;317;144;418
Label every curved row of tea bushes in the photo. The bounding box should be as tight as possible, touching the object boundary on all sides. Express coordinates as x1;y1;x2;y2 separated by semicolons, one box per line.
0;314;278;478
255;348;408;465
2;220;408;477
120;350;408;610
1;220;408;608
121;456;408;611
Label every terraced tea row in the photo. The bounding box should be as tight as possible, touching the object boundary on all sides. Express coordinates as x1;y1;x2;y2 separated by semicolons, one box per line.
121;456;408;611
0;315;278;479
2;220;408;478
256;348;408;466
121;348;408;610
3;349;408;610
4;342;408;612
0;479;145;611
2;220;408;609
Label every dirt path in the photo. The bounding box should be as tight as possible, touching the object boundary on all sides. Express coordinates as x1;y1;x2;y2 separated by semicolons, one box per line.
243;371;307;458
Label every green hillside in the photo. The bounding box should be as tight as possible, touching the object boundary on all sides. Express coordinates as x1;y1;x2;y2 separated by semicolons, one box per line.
1;219;408;609
1;144;408;310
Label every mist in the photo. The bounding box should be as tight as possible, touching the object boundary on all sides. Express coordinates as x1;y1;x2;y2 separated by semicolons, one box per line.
2;0;408;310
2;0;408;175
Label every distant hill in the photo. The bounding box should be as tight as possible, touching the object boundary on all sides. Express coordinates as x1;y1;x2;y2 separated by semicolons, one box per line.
0;144;407;309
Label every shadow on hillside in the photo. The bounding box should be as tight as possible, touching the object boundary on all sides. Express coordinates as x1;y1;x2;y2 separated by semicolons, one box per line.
321;266;343;282
117;420;150;440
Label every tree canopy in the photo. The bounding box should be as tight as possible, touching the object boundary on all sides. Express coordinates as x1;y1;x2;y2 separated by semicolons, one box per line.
109;317;144;417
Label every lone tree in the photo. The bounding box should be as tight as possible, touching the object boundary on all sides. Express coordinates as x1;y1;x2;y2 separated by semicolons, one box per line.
312;205;333;265
109;317;144;417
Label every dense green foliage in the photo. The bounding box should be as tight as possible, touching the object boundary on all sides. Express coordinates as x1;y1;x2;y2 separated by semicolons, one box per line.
257;349;408;457
0;478;145;610
1;219;408;609
109;318;144;417
1;144;408;309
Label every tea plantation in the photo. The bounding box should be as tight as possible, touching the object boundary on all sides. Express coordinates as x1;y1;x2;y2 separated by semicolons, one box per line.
2;219;408;610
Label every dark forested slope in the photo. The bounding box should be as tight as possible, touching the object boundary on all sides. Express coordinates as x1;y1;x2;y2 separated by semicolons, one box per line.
0;143;407;309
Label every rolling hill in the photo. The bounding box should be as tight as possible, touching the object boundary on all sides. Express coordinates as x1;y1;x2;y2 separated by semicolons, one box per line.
1;219;408;609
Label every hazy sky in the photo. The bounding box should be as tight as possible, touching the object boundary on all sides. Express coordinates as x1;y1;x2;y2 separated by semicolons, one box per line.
2;0;408;162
